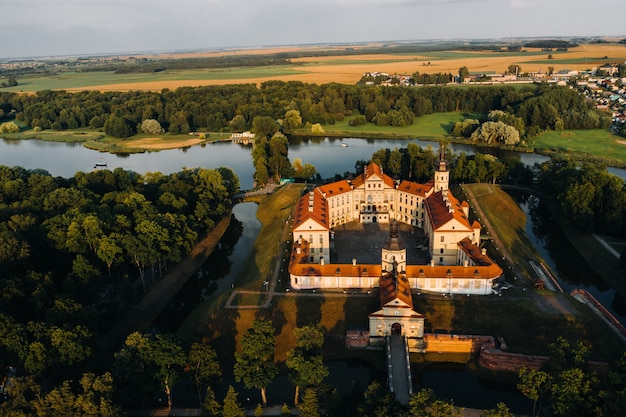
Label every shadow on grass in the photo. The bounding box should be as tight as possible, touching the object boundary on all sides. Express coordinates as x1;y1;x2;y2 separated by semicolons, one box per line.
296;293;324;327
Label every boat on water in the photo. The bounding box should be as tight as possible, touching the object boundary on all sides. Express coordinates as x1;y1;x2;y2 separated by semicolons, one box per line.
341;143;348;148
94;160;107;168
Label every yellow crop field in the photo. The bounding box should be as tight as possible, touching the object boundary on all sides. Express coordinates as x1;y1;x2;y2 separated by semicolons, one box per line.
34;43;626;92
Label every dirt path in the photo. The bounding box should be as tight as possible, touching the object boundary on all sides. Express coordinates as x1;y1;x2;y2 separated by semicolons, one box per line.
463;184;578;316
98;215;231;361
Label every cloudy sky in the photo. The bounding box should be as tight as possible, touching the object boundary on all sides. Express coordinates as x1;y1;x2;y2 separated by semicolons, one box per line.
1;0;623;58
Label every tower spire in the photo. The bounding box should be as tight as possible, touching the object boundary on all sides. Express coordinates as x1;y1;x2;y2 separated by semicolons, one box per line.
434;144;449;192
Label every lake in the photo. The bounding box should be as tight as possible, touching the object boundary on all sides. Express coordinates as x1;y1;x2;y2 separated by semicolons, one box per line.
0;137;558;191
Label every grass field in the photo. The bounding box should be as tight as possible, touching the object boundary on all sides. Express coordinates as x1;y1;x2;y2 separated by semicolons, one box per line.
299;112;477;140
461;184;542;283
5;44;626;92
530;129;626;166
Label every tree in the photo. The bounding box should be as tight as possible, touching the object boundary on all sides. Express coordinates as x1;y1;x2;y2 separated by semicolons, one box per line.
470;121;520;146
407;388;463;417
268;133;292;181
311;123;324;134
222;385;245;417
104;115;133;138
252;116;278;140
458;66;470;83
283;109;303;134
96;235;122;278
202;386;221;417
359;381;403;417
299;388;320;417
506;64;522;76
233;319;278;406
286;325;328;405
480;402;514;417
140;119;164;135
168;111;190;135
0;121;20;133
113;332;185;408
31;372;122;417
229;115;247;132
188;342;222;406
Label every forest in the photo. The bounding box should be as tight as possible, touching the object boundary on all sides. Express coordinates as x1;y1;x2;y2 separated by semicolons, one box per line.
0;165;238;412
0;82;611;141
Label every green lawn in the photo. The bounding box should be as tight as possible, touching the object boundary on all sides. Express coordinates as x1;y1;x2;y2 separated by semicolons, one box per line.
308;112;478;139
530;129;626;166
2;67;309;92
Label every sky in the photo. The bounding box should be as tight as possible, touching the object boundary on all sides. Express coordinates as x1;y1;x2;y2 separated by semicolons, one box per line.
1;0;624;59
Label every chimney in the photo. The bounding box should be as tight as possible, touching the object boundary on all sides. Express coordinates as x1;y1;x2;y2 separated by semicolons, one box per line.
430;259;435;267
464;259;469;267
296;247;301;255
320;258;324;265
481;248;487;256
352;258;357;266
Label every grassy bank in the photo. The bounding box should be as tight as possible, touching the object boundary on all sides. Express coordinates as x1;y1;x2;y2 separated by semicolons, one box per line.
3;127;236;153
293;112;473;140
530;129;626;167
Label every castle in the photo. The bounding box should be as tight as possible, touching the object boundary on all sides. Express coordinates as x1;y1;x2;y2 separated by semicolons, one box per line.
288;147;503;296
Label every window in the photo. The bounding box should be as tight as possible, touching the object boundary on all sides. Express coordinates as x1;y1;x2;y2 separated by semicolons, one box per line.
440;236;445;243
439;257;444;262
440;248;444;254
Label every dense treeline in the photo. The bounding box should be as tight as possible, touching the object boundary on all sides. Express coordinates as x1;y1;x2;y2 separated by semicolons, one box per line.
361;144;534;187
537;158;626;235
0;165;238;390
522;40;579;49
103;56;293;74
452;84;611;142
0;82;610;141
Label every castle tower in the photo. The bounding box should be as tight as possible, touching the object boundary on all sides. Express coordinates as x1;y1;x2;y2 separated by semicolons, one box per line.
434;145;449;192
381;220;407;273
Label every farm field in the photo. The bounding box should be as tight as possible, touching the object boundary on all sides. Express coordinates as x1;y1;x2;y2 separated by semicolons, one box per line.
5;43;626;92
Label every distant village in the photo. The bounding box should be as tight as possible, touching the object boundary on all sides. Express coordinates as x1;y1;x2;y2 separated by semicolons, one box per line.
361;62;626;134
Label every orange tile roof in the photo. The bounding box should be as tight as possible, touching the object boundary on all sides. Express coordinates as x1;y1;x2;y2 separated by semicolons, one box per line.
425;190;473;231
379;269;413;307
318;180;352;197
457;237;499;267
290;261;383;279
293;189;329;230
397;180;432;197
350;162;397;189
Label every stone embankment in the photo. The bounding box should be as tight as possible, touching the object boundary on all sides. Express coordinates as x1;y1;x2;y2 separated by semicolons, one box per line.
571;288;626;342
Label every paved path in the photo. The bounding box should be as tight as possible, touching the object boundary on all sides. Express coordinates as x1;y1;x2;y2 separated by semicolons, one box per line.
98;215;231;361
388;335;411;405
462;184;579;316
223;206;294;309
592;233;621;258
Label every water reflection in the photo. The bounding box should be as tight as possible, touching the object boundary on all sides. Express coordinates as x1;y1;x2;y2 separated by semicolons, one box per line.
512;191;625;325
153;202;260;331
420;363;532;414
